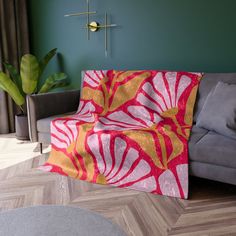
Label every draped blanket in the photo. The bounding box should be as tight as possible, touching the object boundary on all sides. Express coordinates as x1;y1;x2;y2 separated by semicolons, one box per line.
41;70;202;199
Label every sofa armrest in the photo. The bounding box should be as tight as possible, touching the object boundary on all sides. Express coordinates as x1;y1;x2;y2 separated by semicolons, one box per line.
27;89;80;142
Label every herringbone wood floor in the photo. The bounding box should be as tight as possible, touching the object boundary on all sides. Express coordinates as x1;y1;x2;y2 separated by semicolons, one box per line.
0;153;236;236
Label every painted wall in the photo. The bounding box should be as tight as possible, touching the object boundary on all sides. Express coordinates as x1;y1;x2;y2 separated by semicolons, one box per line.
28;0;236;88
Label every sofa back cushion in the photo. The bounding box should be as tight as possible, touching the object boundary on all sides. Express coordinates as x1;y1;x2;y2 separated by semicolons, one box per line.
194;73;236;122
196;81;236;139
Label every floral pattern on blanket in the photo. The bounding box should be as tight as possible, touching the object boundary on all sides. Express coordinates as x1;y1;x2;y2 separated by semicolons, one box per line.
41;70;202;199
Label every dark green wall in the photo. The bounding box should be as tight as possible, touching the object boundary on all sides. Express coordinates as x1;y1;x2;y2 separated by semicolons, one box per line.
28;0;236;88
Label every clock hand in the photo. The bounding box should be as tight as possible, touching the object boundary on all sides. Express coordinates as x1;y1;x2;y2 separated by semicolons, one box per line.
64;12;96;17
85;24;117;29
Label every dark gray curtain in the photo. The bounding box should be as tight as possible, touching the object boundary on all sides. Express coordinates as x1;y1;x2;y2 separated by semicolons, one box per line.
0;0;30;134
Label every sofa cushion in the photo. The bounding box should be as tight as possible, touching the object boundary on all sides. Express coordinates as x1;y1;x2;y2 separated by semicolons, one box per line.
37;112;75;133
189;130;236;169
194;73;236;122
38;132;51;144
196;81;236;140
189;126;209;145
190;161;236;185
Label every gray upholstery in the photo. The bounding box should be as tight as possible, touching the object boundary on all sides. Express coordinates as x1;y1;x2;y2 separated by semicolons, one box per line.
189;128;236;169
190;162;236;185
0;205;126;236
38;132;51;145
189;126;209;144
189;73;236;185
196;81;236;140
27;90;80;142
194;73;236;121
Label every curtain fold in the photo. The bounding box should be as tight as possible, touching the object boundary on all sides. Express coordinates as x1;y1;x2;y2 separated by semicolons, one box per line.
0;0;29;134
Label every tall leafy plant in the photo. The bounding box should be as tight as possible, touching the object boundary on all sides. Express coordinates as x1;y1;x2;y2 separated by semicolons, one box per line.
0;48;68;114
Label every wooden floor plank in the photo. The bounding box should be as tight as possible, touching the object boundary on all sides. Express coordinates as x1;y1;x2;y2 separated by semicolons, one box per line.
0;154;236;236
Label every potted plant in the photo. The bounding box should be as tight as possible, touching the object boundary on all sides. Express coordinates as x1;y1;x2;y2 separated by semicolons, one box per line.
0;48;68;140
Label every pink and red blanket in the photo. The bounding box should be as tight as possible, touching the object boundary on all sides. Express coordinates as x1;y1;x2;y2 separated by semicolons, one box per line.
41;70;202;198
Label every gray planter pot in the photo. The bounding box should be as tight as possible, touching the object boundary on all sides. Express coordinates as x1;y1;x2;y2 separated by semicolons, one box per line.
15;114;29;140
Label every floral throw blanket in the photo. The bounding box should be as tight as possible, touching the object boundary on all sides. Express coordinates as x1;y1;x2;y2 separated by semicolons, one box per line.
41;70;202;199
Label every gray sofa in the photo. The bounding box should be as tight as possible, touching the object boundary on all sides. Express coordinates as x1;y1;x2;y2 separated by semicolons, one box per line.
27;73;236;186
27;90;80;151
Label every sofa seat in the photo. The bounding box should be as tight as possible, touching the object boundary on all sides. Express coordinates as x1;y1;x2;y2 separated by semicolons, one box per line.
188;126;209;144
37;112;75;133
189;125;236;169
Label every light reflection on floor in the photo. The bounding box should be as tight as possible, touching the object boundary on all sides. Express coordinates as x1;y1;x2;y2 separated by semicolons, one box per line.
0;133;50;169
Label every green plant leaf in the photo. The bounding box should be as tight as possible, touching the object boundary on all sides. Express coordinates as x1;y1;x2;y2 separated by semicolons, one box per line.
20;54;39;94
3;62;24;96
0;82;5;91
0;72;25;106
38;72;68;94
39;48;57;78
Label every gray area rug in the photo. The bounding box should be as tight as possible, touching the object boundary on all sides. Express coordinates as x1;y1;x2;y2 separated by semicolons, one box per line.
0;205;126;236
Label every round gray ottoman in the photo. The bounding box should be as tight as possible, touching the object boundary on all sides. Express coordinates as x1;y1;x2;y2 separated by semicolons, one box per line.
0;205;126;236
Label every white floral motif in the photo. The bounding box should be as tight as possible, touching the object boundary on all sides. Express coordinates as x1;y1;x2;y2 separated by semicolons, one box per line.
158;164;188;199
51;101;95;149
94;106;162;132
137;72;192;114
83;70;107;88
87;133;157;192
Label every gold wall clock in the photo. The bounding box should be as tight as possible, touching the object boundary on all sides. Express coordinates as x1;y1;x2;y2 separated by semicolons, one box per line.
64;0;117;57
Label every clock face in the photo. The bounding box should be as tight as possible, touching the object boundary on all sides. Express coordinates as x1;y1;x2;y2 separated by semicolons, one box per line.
88;22;99;32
